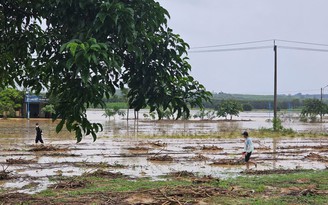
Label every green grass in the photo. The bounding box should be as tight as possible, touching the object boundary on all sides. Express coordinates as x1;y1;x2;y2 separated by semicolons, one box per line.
34;170;328;205
207;195;328;205
0;169;324;204
39;176;192;197
206;170;328;205
225;170;328;188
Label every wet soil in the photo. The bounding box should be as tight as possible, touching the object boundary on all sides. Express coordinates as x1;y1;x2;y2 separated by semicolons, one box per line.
6;158;37;164
305;152;328;162
0;170;12;180
147;154;174;162
0;186;232;205
82;169;128;178
0;136;327;195
1;176;327;205
0;116;328;196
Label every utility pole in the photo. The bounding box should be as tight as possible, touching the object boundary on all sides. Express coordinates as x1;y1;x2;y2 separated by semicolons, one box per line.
273;40;278;131
321;87;323;122
321;85;328;122
26;89;30;119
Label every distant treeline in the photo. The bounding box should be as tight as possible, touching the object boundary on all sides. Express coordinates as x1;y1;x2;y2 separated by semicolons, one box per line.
203;98;301;110
205;92;327;110
102;91;328;110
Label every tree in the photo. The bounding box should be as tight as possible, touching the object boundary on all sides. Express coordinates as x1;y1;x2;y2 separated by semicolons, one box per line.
103;106;125;120
0;88;23;118
0;1;211;142
215;99;243;120
301;99;327;122
41;104;56;118
242;103;253;111
193;109;216;120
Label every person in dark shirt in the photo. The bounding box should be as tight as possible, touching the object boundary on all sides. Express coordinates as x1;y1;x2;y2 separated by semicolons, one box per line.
35;123;44;144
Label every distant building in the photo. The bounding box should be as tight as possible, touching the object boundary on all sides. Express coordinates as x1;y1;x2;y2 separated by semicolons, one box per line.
23;95;49;118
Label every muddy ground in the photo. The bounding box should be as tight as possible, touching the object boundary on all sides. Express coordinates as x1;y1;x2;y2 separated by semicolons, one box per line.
0;134;327;195
0;168;327;205
0;116;328;205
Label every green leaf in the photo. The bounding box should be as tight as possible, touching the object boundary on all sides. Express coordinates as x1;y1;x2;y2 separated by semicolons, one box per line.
97;12;107;23
59;43;68;53
91;132;97;142
68;43;78;56
90;44;101;51
66;58;74;69
56;119;65;133
91;54;98;64
76;128;82;143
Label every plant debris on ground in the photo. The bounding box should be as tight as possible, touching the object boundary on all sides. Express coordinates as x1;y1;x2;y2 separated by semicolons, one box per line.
6;157;36;164
304;152;328;162
1;169;327;205
147;154;173;162
211;159;244;165
28;145;67;152
50;178;90;189
125;146;150;151
83;169;127;179
191;154;210;161
148;140;167;147
0;170;11;180
201;145;223;151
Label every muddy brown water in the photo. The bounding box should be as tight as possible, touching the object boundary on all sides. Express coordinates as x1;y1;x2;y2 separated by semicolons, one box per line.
0;110;328;194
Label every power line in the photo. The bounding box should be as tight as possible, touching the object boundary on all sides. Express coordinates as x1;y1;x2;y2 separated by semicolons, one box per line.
190;39;274;50
279;46;328;53
189;39;328;52
189;44;328;54
189;46;272;53
275;39;328;47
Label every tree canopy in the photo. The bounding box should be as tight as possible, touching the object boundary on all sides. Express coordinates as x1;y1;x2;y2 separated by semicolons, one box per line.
0;0;211;142
215;99;243;120
301;98;328;122
0;87;23;118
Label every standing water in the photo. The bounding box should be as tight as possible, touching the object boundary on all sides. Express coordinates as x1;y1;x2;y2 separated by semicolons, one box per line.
0;110;327;193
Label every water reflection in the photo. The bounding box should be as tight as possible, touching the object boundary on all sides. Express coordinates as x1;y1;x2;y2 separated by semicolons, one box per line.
0;118;74;144
1;110;327;141
88;109;328;137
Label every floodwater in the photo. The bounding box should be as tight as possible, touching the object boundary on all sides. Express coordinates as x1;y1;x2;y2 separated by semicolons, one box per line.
87;109;328;137
0;109;328;194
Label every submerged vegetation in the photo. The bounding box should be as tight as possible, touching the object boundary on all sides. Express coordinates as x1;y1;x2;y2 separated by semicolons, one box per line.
109;129;326;139
0;124;327;204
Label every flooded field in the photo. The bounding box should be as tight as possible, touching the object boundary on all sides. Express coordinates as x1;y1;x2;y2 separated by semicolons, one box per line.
0;110;328;194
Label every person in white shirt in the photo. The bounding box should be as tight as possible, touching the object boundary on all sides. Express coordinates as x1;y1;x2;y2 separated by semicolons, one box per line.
242;131;257;170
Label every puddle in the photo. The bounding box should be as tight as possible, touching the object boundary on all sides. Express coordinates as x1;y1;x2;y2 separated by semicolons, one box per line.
3;177;52;194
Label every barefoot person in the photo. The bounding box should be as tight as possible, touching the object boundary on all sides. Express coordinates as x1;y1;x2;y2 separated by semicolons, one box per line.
242;131;257;170
35;123;44;144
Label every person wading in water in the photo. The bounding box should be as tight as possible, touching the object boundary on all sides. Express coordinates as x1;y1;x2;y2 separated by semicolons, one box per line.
35;123;44;144
242;131;257;170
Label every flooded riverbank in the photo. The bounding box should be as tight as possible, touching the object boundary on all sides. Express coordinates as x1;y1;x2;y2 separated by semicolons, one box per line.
0;135;327;194
0;110;327;194
1;110;328;140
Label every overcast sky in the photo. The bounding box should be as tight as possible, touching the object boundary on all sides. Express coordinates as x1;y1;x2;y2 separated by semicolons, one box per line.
157;0;328;95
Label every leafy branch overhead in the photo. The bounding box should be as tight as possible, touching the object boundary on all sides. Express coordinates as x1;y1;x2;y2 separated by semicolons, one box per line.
0;0;211;142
